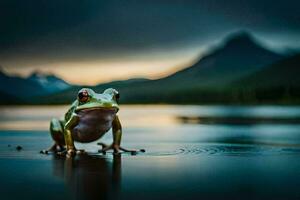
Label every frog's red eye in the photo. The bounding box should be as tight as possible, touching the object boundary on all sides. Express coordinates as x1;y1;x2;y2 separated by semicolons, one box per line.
78;90;89;102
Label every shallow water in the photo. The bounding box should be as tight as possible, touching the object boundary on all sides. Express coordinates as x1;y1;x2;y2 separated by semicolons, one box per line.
1;105;300;200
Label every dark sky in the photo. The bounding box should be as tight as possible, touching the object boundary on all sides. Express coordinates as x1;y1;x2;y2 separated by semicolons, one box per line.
0;0;299;84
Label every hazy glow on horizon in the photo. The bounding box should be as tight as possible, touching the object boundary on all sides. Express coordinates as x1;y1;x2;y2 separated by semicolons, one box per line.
2;47;204;85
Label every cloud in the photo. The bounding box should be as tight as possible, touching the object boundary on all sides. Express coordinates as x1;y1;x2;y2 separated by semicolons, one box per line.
0;0;299;68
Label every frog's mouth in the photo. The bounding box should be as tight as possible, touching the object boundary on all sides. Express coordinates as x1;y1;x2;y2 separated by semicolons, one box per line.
76;101;119;111
76;107;118;113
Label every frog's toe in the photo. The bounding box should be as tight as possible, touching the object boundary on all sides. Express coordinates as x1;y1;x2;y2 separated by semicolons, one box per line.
56;149;79;157
97;142;109;149
98;144;142;155
56;149;67;156
119;146;133;152
119;147;146;155
76;149;86;155
41;144;66;155
98;149;107;154
40;147;59;154
66;149;77;157
102;144;114;152
98;144;118;154
40;150;49;154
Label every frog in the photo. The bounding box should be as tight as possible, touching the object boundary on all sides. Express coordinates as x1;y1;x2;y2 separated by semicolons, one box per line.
41;88;143;156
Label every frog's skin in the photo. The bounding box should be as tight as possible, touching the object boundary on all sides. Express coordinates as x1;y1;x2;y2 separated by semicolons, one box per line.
42;88;141;156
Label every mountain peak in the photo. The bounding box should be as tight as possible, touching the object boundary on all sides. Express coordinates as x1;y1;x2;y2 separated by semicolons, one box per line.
29;70;53;79
168;30;284;85
223;31;257;49
214;30;284;59
28;70;70;92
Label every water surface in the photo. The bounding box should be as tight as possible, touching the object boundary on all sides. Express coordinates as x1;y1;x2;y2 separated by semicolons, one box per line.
1;105;300;200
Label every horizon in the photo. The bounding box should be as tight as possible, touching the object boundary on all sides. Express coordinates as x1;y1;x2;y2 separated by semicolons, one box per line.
1;45;202;85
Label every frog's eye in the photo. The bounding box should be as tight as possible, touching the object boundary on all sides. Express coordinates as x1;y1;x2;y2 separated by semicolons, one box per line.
78;90;89;103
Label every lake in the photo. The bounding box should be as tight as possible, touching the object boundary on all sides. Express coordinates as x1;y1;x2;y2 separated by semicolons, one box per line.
1;105;300;200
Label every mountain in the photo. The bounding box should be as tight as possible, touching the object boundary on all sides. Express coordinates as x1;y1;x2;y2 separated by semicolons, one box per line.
0;69;46;99
93;31;286;103
162;31;284;88
28;71;71;93
36;31;288;105
224;53;300;104
37;78;150;104
0;69;72;103
234;53;300;89
4;30;297;105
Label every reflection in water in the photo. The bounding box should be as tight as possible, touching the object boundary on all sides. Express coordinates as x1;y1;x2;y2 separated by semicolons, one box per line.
144;143;300;157
2;105;300;130
51;154;121;200
177;115;300;125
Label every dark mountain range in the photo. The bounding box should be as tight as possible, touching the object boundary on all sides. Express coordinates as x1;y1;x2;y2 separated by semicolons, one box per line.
229;53;300;104
0;70;46;98
164;31;284;87
28;71;71;93
91;31;286;103
3;31;299;105
0;69;71;103
37;78;150;104
234;53;300;89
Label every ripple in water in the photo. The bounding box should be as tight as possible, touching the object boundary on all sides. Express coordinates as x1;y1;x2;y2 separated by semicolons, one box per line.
1;144;300;159
148;144;300;157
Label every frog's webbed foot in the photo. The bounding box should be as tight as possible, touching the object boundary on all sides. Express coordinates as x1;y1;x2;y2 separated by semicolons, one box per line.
40;144;65;154
56;148;86;157
120;146;146;154
98;142;121;154
97;143;145;155
97;142;109;149
98;144;122;154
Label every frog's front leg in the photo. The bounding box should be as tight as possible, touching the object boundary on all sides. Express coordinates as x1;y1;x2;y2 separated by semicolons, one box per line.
57;113;84;157
98;115;144;154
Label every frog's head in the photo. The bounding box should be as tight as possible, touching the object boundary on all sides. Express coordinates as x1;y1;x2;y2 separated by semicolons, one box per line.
75;88;119;111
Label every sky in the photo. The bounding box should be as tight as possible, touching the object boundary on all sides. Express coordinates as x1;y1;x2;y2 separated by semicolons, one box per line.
0;0;299;85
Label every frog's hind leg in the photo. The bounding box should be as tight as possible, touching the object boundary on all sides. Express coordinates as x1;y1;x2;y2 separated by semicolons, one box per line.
41;118;66;154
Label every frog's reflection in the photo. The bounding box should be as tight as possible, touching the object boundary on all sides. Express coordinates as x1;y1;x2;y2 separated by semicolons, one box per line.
51;154;121;200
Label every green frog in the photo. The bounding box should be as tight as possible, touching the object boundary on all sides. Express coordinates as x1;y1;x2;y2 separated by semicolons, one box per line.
41;88;143;156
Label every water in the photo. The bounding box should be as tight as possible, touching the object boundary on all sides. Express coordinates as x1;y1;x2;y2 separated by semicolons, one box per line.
1;105;300;200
